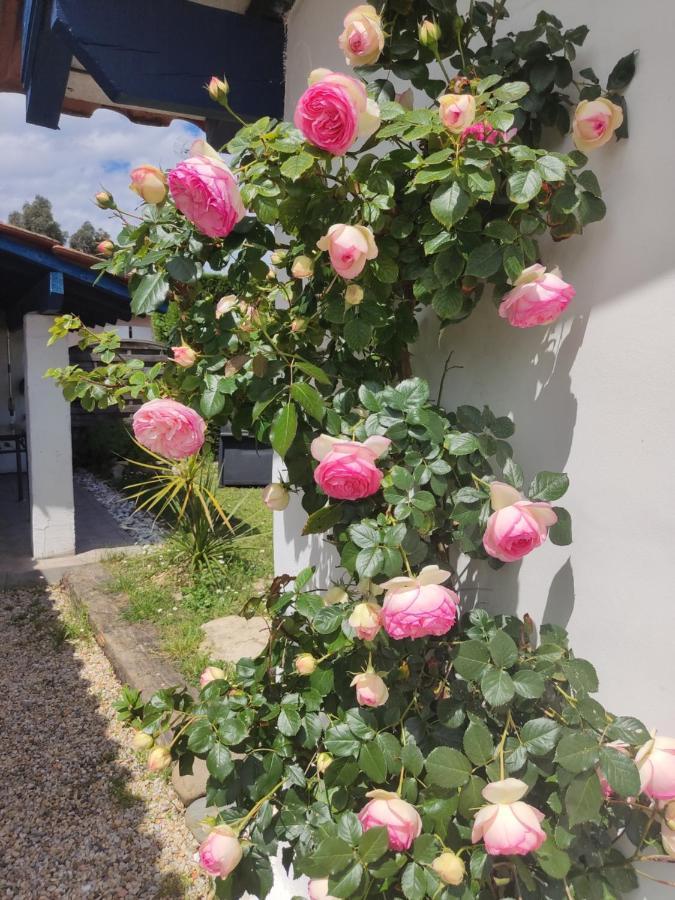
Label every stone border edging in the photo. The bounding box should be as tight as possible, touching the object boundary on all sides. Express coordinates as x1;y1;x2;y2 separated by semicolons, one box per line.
61;562;206;806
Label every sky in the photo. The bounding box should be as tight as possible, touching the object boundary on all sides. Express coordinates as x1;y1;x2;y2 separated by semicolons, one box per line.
0;93;204;241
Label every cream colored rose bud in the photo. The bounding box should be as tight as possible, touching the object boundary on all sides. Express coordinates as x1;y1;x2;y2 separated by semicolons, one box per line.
215;294;238;319
262;483;289;511
292;255;314;279
207;76;230;106
316;752;333;774
147;746;172;772
95;191;115;209
324;586;348;605
96;240;114;257
432;851;465;885
419;18;441;48
132;731;154;751
271;249;287;266
345;284;364;306
295;653;317;675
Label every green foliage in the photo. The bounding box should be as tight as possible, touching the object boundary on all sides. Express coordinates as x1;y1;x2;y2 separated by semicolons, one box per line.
69;220;111;254
8;194;67;243
48;0;647;894
117;595;651;898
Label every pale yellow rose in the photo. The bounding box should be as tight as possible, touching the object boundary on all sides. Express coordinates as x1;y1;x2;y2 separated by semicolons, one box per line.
572;98;623;152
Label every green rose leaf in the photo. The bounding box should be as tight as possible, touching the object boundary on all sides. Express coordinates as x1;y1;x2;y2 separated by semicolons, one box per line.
358;826;389;864
520;718;562;756
290;382;325;422
280;151;315;181
556;732;600;773
302;837;354;877
401;862;427;900
481;668;515;706
328;862;364;898
270;402;298;457
430;182;470;229
565;772;603;827
599;746;641;797
463;721;495;766
508;169;543;204
535;837;571;879
130;272;169;315
529;471;569;502
206;743;234;780
359;742;388;784
489;630;519;669
302;504;343;536
454;640;491;681
425;747;472;788
512;670;546;699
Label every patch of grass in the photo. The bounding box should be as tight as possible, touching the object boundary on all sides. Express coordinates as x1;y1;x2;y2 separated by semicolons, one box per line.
104;486;272;683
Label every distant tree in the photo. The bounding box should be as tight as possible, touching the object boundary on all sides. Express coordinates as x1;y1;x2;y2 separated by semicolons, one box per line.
7;195;67;243
69;220;111;254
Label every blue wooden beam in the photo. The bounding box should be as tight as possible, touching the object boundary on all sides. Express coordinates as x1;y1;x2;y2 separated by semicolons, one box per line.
0;235;129;301
23;0;73;128
51;0;286;124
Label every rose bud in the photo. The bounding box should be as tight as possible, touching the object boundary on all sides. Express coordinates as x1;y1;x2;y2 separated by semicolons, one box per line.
316;752;334;775
198;825;242;878
636;734;675;800
96;240;114;257
345;284;364;306
358;790;422;850
664;801;675;831
262;483;289;511
95;190;115;209
291;317;307;334
348;602;383;640
439;94;476;134
295;653;317;675
572;98;623;152
200;666;226;688
419;18;441;48
308;878;337;900
270;249;287;266
207;75;230;106
171;345;197;368
471;778;546;856
291;255;314;278
432;851;465;886
662;823;675;857
132;731;154;751
351;671;388;707
324;586;349;605
215;294;238;319
483;481;557;562
147;746;172;772
129;164;167;204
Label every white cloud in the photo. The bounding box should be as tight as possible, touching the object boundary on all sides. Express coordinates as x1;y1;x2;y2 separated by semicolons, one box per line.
0;93;203;240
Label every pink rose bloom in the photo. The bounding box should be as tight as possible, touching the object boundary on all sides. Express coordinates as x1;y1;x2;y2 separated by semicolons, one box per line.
168;155;245;238
351;671;389;707
381;565;459;640
461;122;517;144
358;790;422;851
198;825;242;878
573;98;624;152
499;263;575;328
439;94;476;134
308;879;337;900
132;398;206;460
636;735;675;801
483;481;557;563
294;69;380;155
472;779;546;856
596;741;630;798
348;602;383;640
338;5;384;67
311;434;390;500
171;345;197;367
317;223;378;279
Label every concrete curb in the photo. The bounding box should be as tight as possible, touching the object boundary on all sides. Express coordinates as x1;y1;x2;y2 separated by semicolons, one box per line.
61;562;205;806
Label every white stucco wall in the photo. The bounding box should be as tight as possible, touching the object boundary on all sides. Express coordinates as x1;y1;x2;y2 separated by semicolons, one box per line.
280;6;675;892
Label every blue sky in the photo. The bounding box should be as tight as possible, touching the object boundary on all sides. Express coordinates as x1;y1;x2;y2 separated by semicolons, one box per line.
0;93;203;240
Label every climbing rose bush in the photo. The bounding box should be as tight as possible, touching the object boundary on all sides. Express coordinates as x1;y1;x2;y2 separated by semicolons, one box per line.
48;0;672;896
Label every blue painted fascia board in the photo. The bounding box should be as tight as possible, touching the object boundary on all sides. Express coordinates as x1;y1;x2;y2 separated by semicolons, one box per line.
20;0;43;85
0;235;130;302
51;0;285;123
24;0;73;128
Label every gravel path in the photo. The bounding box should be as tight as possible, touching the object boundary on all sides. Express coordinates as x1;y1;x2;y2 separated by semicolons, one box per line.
0;585;210;899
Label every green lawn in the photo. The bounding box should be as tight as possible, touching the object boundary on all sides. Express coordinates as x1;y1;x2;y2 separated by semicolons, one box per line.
104;486;273;683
